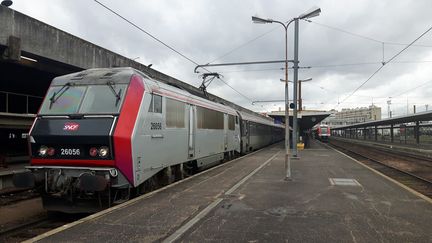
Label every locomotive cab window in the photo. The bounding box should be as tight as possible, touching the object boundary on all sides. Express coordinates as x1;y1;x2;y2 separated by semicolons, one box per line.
39;86;86;114
148;94;162;113
39;83;127;115
80;84;127;113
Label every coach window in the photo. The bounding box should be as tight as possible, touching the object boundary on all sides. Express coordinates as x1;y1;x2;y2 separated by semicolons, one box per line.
166;98;185;128
235;116;239;124
148;94;162;113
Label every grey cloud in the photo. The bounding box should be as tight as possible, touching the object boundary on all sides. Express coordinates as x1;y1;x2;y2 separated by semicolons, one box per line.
11;0;432;117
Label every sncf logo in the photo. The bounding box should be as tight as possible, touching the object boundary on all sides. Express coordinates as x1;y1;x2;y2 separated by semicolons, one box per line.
63;122;80;131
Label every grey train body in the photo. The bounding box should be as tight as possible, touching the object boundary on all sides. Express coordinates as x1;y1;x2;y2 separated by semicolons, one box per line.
15;68;284;213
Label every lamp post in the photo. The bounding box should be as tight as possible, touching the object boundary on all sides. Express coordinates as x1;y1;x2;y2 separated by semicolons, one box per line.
292;8;321;158
252;7;320;179
252;16;293;180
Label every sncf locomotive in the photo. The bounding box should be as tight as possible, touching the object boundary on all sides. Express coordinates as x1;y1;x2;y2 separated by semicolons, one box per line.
313;124;331;142
13;67;284;213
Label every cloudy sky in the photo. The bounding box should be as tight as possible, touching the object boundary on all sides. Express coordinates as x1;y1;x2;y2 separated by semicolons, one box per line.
10;0;432;118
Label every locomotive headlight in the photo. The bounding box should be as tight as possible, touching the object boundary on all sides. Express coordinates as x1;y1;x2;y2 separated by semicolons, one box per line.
47;147;55;156
89;147;98;157
39;146;48;156
98;146;109;158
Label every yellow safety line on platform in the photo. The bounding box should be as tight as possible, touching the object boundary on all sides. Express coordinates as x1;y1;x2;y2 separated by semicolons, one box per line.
23;143;282;243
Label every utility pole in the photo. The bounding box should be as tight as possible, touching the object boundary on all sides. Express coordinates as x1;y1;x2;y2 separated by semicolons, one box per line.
387;99;392;118
292;19;299;158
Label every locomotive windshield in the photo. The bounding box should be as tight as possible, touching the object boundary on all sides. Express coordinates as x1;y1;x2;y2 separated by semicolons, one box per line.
321;127;329;134
39;83;127;115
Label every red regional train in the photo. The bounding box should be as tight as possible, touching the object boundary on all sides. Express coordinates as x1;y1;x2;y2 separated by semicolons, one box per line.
313;124;331;142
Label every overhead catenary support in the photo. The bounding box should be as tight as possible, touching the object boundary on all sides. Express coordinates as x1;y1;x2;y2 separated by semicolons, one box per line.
194;60;295;73
251;99;294;105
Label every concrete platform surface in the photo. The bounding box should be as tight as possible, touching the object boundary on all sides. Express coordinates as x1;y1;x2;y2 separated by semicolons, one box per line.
30;141;432;242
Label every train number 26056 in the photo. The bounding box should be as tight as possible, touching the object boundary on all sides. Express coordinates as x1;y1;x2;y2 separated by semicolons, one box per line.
61;148;81;156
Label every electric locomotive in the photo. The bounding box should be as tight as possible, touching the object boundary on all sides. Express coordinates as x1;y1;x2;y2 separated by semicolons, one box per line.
13;67;283;213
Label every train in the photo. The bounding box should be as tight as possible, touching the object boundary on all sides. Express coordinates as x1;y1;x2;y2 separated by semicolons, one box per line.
313;124;331;142
13;67;284;213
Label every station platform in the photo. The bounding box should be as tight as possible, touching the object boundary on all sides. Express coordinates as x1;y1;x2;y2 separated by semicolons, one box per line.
0;159;28;191
28;141;432;242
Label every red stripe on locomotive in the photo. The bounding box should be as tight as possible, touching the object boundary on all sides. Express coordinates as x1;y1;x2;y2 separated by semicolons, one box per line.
31;158;115;167
113;74;145;184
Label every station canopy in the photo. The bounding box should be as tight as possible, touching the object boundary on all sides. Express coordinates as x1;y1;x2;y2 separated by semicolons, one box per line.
332;110;432;130
267;110;331;131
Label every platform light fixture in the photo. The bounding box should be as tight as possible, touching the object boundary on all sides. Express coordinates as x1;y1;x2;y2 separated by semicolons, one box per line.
298;7;322;19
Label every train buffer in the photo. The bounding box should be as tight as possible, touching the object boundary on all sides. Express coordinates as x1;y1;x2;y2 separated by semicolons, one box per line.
29;141;432;242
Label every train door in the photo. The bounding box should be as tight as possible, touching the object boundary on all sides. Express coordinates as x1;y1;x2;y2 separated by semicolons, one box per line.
224;114;228;151
234;116;241;153
243;120;250;152
188;105;196;158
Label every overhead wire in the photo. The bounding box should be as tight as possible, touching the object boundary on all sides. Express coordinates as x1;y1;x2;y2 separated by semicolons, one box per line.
211;60;432;73
392;80;432;98
207;26;280;64
93;0;254;103
94;1;432;108
337;25;432;106
305;20;432;48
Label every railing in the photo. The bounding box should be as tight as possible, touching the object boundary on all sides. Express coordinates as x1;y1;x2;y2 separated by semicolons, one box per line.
332;123;432;146
0;90;43;114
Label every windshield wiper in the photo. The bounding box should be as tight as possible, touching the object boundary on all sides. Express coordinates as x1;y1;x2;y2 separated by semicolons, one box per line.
49;82;72;109
106;81;122;106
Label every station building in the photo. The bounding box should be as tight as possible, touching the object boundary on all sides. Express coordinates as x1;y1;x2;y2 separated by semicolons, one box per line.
323;105;381;126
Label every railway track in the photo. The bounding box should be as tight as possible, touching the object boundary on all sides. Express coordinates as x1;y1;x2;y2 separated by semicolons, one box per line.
328;139;432;198
0;150;259;242
0;188;39;206
0;212;84;242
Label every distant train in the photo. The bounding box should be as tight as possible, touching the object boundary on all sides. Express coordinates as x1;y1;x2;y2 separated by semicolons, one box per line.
13;68;284;213
313;124;331;142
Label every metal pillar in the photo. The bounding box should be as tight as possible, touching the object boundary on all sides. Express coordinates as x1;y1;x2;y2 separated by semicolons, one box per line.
390;125;394;143
415;121;420;144
292;19;299;158
283;23;291;179
374;126;378;141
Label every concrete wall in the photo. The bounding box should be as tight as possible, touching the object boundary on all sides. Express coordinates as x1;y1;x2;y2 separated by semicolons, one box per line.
0;6;264;118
